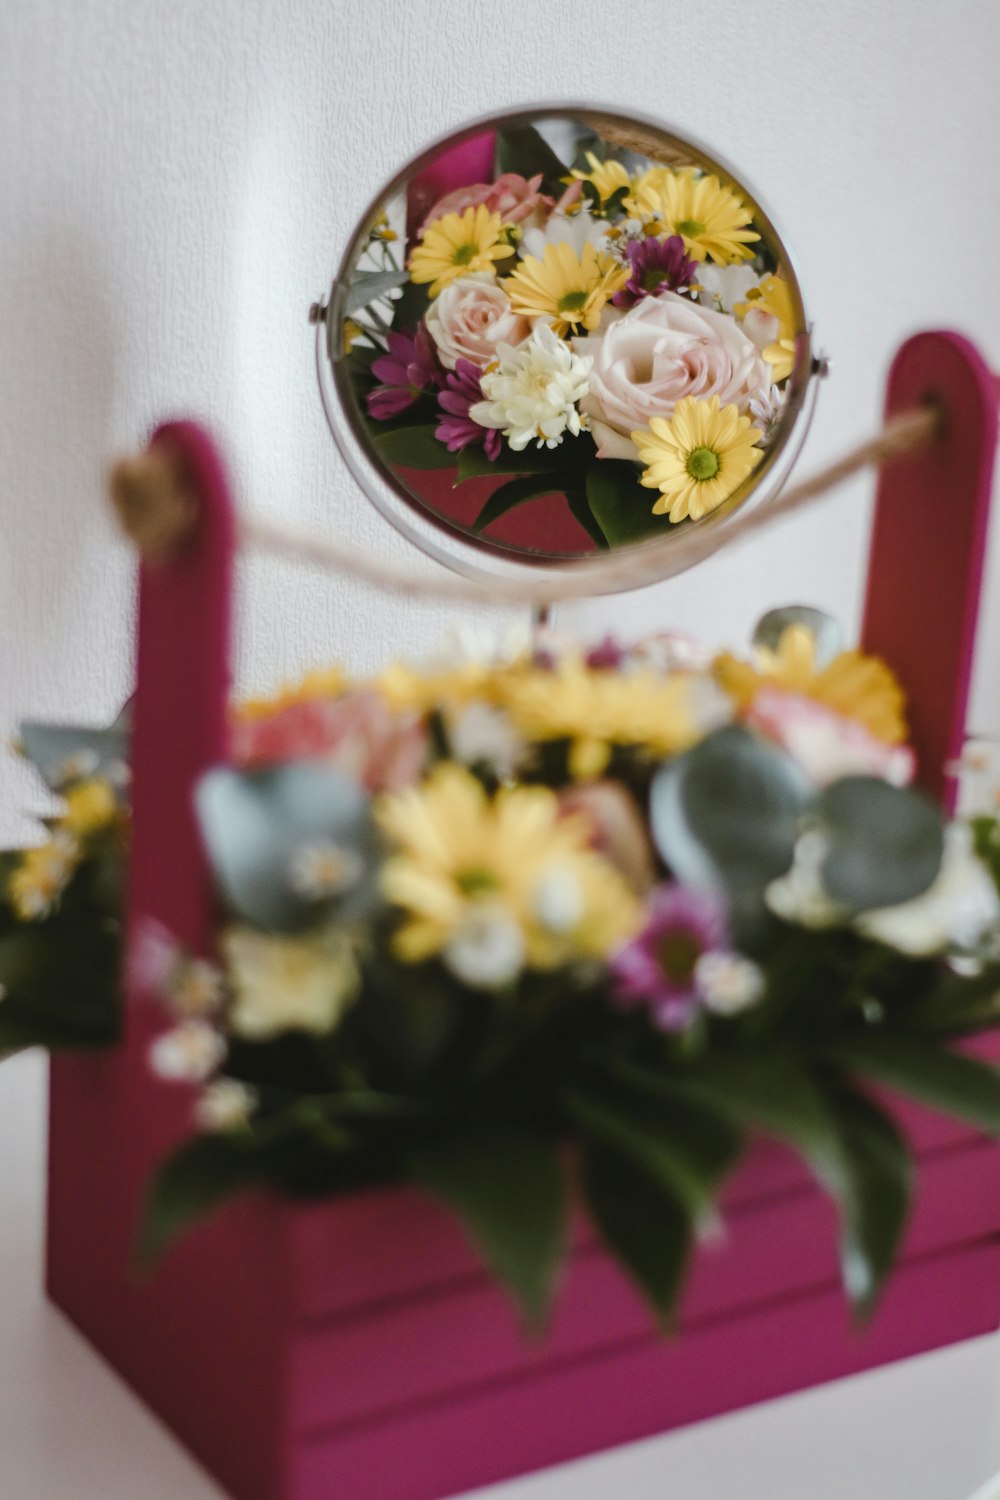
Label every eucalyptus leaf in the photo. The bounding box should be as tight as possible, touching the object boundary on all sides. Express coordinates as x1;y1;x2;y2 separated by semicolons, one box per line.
343;269;410;316
752;606;842;667
406;1123;566;1333
19;707;131;792
195;763;380;932
473;474;566;534
582;1139;692;1328
373;425;455;470
816;777;944;914
650;727;812;929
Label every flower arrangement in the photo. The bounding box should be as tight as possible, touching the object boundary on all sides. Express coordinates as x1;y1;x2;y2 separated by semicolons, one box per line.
341;123;802;553
7;608;1000;1329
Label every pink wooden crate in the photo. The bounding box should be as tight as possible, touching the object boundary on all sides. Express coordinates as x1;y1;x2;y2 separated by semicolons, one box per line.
46;330;1000;1500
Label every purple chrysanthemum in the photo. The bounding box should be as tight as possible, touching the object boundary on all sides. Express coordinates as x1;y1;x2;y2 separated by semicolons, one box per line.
610;884;727;1031
585;636;628;670
435;358;501;459
612;235;698;309
366;326;441;421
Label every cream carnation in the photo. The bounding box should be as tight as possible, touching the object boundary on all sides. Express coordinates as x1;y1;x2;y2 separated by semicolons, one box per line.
424;273;531;371
575;291;771;461
470;322;592;451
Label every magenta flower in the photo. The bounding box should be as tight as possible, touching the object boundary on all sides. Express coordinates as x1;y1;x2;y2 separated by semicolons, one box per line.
585;636;628;670
366;326;441;420
611;884;727;1031
435;359;501;459
612;235;698;309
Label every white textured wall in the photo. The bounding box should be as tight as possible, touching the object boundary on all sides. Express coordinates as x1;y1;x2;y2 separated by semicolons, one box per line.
2;0;999;841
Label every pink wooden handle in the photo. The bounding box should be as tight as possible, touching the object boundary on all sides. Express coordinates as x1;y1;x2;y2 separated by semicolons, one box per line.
861;331;999;810
127;420;236;965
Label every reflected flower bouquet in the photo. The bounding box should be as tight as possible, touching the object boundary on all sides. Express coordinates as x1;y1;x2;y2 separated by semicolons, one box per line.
345;124;801;550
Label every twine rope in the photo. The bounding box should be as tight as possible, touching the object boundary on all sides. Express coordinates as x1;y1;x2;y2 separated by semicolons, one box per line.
112;405;939;607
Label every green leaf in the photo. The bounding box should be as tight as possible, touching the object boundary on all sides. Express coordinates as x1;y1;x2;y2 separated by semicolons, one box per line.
344;269;410;315
373;425;455;470
0;902;119;1049
456;443;574;482
585;460;667;548
406;1123;566;1333
582;1138;692;1328
137;1134;269;1269
823;1035;1000;1135
495;126;569;193
612;1053;849;1200
817;778;945;914
821;1082;913;1318
473;474;566;534
565;484;610;550
566;1088;739;1228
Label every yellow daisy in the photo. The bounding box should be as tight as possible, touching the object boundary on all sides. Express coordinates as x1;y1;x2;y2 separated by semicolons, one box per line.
736;275;798;382
628;167;760;264
715;625;908;745
501;659;702;779
503;242;628;337
408;206;513;298
376;764;639;973
632;396;763;523
568;151;633;204
61;778;118;838
235;666;349;723
8;833;80;921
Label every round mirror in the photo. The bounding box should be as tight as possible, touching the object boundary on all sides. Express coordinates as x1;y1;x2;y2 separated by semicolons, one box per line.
315;104;819;588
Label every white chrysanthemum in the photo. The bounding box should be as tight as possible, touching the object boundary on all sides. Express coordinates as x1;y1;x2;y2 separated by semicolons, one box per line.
694;952;765;1015
857;823;1000;957
447;701;526;779
195;1077;258;1132
149;1021;226;1083
749;382;788;444
520;209;615;262
443;903;526;989
471;323;593;451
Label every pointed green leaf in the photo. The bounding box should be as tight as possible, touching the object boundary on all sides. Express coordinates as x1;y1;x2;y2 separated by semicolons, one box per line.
821;1082;913;1319
585;459;667;548
344;269;410;315
473;474;566;534
373;425;455;470
565;484;610;550
582;1138;692;1327
823;1036;1000;1136
406;1124;566;1333
137;1134;268;1270
456;443;572;481
566;1087;739;1227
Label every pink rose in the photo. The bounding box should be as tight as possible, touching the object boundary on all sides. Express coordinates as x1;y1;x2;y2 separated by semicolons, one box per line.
421;173;554;233
233;690;428;792
575;291;771;461
559;781;656;895
746;689;915;788
424;273;531;370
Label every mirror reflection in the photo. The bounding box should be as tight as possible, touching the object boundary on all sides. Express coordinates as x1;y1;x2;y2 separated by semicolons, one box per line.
330;108;812;562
